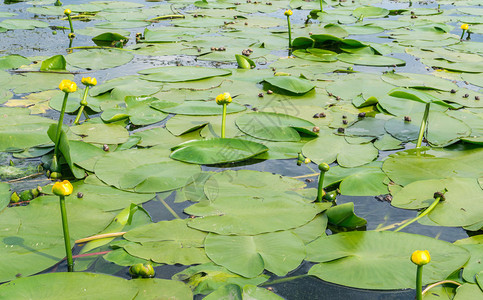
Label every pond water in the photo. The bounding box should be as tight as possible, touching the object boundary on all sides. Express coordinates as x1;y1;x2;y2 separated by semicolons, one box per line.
0;0;482;299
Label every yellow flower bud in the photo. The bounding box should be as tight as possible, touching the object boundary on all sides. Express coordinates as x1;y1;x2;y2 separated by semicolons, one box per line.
461;24;468;30
52;180;73;196
81;77;97;87
215;92;232;105
64;8;71;15
411;250;431;266
285;10;293;16
59;79;77;93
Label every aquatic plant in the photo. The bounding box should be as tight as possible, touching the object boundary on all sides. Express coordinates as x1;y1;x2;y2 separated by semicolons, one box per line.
64;9;74;34
460;23;468;40
52;180;74;272
129;263;155;278
395;190;446;232
51;79;77;176
74;77;97;125
316;163;330;202
284;10;293;48
411;250;431;300
215;92;232;138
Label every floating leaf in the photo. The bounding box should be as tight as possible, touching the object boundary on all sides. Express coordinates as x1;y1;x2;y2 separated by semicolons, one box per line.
235;112;315;142
66;49;134;70
307;231;470;290
151;100;246;116
170;138;268;165
205;231;306;277
40;55;66;71
139;66;231;82
337;53;406;66
263;76;315;94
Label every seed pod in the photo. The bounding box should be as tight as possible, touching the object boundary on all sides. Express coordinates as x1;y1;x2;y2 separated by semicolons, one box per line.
20;190;33;201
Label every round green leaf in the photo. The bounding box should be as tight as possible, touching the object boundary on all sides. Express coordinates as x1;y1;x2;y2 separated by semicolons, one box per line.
139;66;231;82
66;49;134;70
263;76;315;94
170;138;268;165
307;231;470;290
337;53;406;66
205;231;306;277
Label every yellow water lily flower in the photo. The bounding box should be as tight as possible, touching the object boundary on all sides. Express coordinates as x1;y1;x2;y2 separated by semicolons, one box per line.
284;9;293;17
81;77;97;87
461;23;469;30
215;92;232;105
411;250;431;266
59;79;77;93
64;8;71;15
52;180;73;196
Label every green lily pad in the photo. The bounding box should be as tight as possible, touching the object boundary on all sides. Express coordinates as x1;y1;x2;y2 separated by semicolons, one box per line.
123;219;210;265
0;114;54;152
40;55;66;72
0;55;31;70
186;191;329;235
205;231;306;277
326;202;367;228
0;196;113;282
0;273;138;299
139;66;231;82
9;73;74;94
353;6;389;18
89;75;162;99
94;147;171;189
391;178;483;227
381;72;458;92
303;134;378;167
0;182;10;212
69;123;129;145
307;231;470;290
263;76;315;94
118;160;201;193
236;112;315;142
454;283;483;300
151;100;246;115
170;138;268;165
66;49;134;70
382;150;483;186
131;278;193;300
172;262;269;295
337;53;406;66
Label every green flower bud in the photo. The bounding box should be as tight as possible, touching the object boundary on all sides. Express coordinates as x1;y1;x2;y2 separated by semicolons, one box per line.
129;263;155;278
10;192;20;203
318;163;330;172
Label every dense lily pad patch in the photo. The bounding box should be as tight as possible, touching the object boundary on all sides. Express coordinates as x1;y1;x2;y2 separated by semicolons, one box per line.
0;0;482;299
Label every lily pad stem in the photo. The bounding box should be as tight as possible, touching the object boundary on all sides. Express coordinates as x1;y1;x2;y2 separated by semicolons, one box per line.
286;16;292;49
157;195;181;220
59;195;74;272
221;103;227;138
52;92;69;171
316;163;330;202
74;86;90;125
67;15;74;33
394;191;445;232
75;232;126;244
260;274;308;286
416;102;430;148
460;29;466;40
422;280;461;296
416;265;423;300
319;0;324;12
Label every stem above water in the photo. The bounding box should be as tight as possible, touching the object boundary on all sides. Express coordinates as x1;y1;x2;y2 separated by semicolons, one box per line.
416;102;430;148
221;103;227;138
59;195;74;272
286;16;292;49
